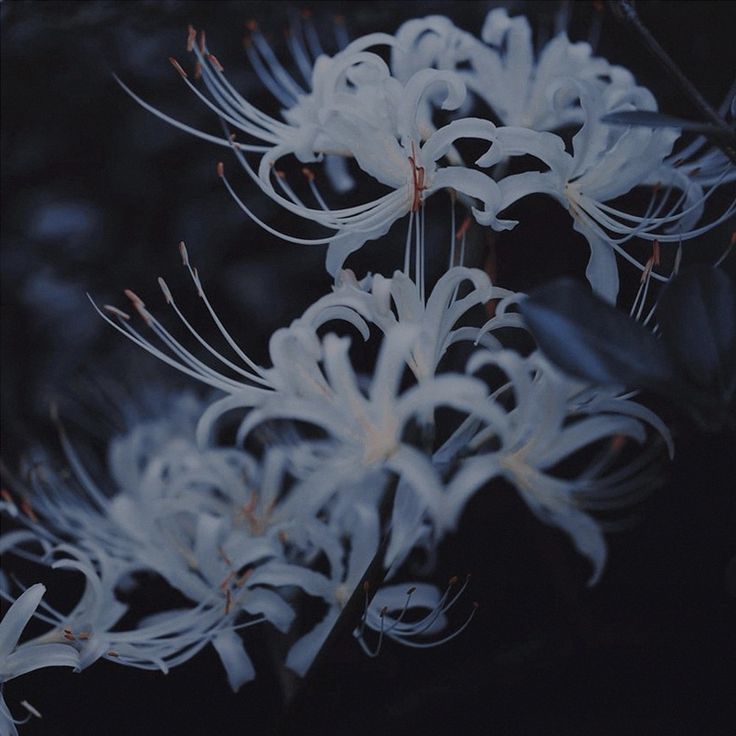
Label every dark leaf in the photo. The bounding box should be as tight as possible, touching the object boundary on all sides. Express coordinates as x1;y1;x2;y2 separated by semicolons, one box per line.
519;278;676;390
601;111;736;144
657;265;736;393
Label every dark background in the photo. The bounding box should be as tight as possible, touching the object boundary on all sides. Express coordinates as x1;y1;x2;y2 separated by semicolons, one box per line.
2;2;735;734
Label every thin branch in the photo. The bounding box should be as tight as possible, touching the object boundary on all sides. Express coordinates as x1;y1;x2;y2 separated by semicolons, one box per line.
608;0;736;164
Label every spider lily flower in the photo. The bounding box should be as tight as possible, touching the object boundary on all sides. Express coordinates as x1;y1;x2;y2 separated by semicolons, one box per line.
0;584;79;736
0;541;257;689
299;265;519;382
221;68;513;274
438;349;672;586
245;503;457;676
1;397;303;690
119;24;397;164
491;79;733;301
391;10;635;132
232;325;494;518
124;24;513;273
475;9;635;130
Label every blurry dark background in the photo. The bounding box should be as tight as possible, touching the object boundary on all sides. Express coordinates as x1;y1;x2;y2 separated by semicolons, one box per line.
1;2;735;734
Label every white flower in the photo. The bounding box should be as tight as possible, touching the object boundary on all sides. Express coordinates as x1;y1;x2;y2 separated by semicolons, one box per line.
491;80;731;301
1;393;304;690
0;584;79;736
438;349;673;585
391;10;635;132
122;26;516;273
299;265;519;382
245;502;456;676
233;325;488;516
475;8;635;130
222;68;513;274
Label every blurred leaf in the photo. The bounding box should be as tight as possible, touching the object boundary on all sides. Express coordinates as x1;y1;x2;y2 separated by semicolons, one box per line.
658;265;736;389
601;111;736;144
519;278;676;390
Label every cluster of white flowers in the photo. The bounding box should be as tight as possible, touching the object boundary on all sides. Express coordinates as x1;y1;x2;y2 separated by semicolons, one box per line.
1;8;731;733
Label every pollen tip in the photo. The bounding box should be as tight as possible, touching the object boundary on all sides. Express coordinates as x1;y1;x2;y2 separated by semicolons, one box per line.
473;601;480;609
689;166;701;176
246;19;258;32
186;25;196;52
334;15;346;25
207;53;224;72
107;651;120;657
103;305;130;320
455;216;472;241
20;701;42;720
0;489;13;504
300;8;312;19
301;167;315;182
198;29;206;53
194;61;202;80
20;500;38;523
169;57;187;78
275;169;286;179
123;289;144;308
363;580;370;593
157;277;173;304
178;240;189;266
448;575;459;586
217;161;225;178
730;231;735;246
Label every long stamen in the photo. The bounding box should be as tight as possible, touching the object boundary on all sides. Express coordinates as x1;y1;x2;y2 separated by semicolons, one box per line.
333;16;349;50
249;23;306;100
302;11;325;59
244;32;297;107
354;576;477;656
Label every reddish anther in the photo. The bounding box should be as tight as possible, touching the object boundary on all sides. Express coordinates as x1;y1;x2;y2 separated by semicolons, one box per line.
207;54;224;72
408;142;426;213
20;500;38;523
123;289;144;308
169;57;187;79
455;216;472;241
